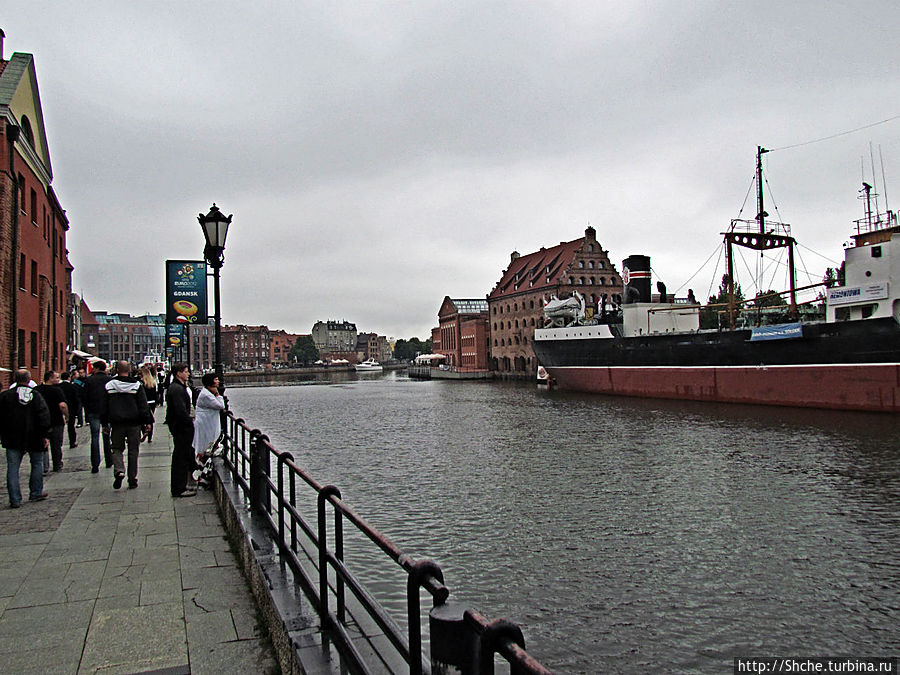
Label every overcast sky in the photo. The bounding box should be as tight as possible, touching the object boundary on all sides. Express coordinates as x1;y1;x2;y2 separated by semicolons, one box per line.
6;2;899;338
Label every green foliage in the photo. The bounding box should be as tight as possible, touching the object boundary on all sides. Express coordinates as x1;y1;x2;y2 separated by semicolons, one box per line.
393;337;433;361
750;289;784;308
700;274;744;329
289;335;319;365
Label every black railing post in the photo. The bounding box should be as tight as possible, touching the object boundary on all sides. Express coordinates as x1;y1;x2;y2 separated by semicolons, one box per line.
317;485;342;620
403;556;446;675
277;452;293;546
473;616;527;675
249;429;263;512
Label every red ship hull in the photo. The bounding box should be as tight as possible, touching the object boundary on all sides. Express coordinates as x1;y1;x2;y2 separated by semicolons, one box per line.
547;363;900;412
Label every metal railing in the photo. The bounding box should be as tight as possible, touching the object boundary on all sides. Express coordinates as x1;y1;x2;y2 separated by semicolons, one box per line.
220;410;553;675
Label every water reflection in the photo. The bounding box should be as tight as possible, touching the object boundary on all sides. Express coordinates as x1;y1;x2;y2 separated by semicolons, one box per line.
227;371;900;674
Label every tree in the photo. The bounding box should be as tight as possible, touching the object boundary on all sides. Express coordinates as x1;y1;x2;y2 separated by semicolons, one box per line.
289;335;319;365
700;274;744;329
822;263;845;288
393;337;433;361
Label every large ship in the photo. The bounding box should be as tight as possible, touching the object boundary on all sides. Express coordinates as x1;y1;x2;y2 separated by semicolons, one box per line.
533;151;900;412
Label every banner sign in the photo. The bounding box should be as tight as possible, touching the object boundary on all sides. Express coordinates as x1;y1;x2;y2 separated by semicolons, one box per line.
165;260;208;324
827;282;888;307
166;324;184;349
750;322;803;342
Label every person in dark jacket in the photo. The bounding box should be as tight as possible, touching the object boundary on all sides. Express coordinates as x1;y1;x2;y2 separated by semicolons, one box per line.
0;369;51;507
36;371;69;473
59;370;81;449
165;363;196;497
102;360;152;490
83;360;112;473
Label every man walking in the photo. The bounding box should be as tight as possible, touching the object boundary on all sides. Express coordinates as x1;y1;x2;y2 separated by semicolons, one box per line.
35;371;69;473
59;371;81;449
0;370;51;507
83;360;112;473
165;363;196;497
102;360;152;490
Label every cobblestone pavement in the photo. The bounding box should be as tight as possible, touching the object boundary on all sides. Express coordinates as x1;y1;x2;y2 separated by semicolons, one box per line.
0;416;279;674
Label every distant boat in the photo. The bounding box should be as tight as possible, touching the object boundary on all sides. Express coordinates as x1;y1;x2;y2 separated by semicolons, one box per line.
354;359;383;372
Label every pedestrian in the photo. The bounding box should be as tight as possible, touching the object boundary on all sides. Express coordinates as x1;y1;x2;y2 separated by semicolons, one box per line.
72;367;86;426
193;373;225;465
82;360;112;473
0;369;51;507
102;360;152;490
35;371;69;473
139;365;158;442
59;370;82;449
165;363;196;497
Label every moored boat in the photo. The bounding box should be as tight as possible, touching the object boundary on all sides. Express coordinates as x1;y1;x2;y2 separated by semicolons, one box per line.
354;358;384;372
533;151;900;412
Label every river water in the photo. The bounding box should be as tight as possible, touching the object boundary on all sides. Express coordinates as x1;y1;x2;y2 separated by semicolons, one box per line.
226;371;899;674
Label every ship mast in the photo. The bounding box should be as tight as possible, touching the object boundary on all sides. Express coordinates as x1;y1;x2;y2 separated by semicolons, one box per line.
724;147;798;328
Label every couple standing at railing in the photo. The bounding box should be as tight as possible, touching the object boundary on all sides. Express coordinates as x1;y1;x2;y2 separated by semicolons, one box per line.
165;363;224;497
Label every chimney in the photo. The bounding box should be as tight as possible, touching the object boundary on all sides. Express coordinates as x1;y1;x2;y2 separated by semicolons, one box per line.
0;29;5;61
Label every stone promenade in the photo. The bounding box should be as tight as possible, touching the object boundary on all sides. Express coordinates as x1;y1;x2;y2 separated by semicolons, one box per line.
0;418;279;674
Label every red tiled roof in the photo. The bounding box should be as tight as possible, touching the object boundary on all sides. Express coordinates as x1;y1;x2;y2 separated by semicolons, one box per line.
488;238;583;299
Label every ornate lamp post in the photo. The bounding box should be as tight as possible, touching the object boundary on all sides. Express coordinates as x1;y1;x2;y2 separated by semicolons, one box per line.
198;204;232;384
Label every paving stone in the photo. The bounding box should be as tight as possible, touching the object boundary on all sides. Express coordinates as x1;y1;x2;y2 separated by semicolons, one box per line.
79;601;187;675
188;637;279;675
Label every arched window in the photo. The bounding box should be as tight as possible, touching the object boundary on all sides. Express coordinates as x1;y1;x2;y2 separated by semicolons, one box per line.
514;303;518;311
515;336;520;344
20;116;34;148
529;300;534;309
590;277;595;285
494;339;498;346
515;319;519;328
500;338;505;346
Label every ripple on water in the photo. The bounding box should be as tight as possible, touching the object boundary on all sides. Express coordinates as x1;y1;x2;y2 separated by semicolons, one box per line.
227;374;900;674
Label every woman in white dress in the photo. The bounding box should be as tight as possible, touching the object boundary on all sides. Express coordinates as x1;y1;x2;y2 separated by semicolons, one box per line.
193;373;225;463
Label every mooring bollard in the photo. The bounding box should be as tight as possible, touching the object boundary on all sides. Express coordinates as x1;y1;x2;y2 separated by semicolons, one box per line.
430;601;479;674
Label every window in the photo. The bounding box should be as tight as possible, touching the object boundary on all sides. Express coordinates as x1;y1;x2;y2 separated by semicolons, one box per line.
17;330;25;367
31;260;38;295
31;189;38;224
17;174;25;211
19;253;26;289
30;332;38;366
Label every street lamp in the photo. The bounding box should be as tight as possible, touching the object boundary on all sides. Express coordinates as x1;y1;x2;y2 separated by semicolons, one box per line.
199;203;232;385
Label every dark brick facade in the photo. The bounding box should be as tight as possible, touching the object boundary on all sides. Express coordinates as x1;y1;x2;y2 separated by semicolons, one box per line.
487;226;623;377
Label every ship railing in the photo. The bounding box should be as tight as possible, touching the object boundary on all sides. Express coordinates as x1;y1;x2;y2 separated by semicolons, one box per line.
728;218;792;237
853;209;898;235
220;410;553;675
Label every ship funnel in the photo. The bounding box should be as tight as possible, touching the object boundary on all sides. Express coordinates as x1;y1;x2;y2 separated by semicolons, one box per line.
622;255;651;304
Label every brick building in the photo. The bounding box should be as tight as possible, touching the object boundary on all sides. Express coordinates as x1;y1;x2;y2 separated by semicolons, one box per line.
487;226;622;376
270;330;303;365
223;324;271;370
90;312;167;365
0;35;71;382
431;297;490;371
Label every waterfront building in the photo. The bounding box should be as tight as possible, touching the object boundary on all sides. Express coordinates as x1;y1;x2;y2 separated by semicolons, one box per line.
311;320;358;363
186;320;214;373
0;32;72;381
87;311;167;365
223;324;271;370
487;226;622;376
431;297;490;371
356;332;392;363
270;330;304;366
